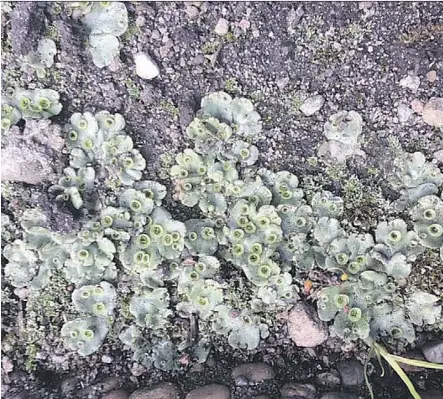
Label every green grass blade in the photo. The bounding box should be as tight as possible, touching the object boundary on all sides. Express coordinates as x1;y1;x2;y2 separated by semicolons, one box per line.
374;343;422;399
364;346;375;399
389;355;443;370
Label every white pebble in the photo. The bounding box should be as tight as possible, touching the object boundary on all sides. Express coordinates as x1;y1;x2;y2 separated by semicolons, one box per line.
134;52;160;80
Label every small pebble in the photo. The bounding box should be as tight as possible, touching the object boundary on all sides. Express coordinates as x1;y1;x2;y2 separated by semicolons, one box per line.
399;75;420;93
102;355;113;364
134;53;160;80
215;18;229;35
426;70;437;83
411;99;424;114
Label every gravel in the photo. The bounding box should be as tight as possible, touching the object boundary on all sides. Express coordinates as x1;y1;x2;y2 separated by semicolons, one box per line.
1;2;443;399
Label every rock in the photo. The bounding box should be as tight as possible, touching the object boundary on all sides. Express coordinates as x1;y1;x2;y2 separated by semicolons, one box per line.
399;75;420;93
1;120;64;184
315;370;341;388
60;377;79;396
287;5;304;34
232;363;275;385
101;390;130;399
336;360;364;387
185;5;199;19
215;18;229;36
10;2;45;55
433;149;443;163
135;53;160;80
427;70;437;83
135;16;146;27
238;19;250;31
78;377;124;398
276;77;290;90
300;95;325;116
320;393;359;399
281;383;316;399
422;340;443;364
411;99;424;114
253;396;271;399
129;383;179;399
185;384;230;399
397;103;413;123
287;303;328;347
422;98;443;127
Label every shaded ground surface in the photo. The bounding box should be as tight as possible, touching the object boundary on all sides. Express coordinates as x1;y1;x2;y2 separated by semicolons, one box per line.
1;2;443;398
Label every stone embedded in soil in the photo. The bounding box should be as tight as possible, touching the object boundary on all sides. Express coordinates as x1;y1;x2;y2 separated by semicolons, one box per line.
315;370;341;388
1;121;64;185
129;383;179;399
300;95;325;116
232;363;275;385
336;360;364;387
215;18;229;35
281;383;316;399
185;384;230;399
433;149;443;162
426;70;437;83
397;103;413;123
399;74;420;93
287;303;328;347
185;5;199;19
135;53;160;80
411;99;424;114
422;340;443;364
101;390;130;399
422;97;443;128
60;377;79;396
78;377;125;398
276;76;290;90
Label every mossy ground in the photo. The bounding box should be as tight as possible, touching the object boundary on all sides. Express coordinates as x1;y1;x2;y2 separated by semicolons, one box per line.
1;2;442;398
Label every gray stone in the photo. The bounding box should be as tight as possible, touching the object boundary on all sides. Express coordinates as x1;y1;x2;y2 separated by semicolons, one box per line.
232;363;275;385
315;370;341;388
281;383;316;399
185;384;230;399
287;303;328;347
336;360;365;387
320;393;359;399
397;104;413;123
427;70;437;83
101;390;130;399
411;99;424;114
129;383;179;399
215;18;229;36
422;340;443;364
422;98;443;127
399;75;420;93
135;53;160;80
78;377;124;398
276;77;290;90
300;95;325;116
1;120;64;184
60;377;79;396
433;149;443;162
185;5;199;19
